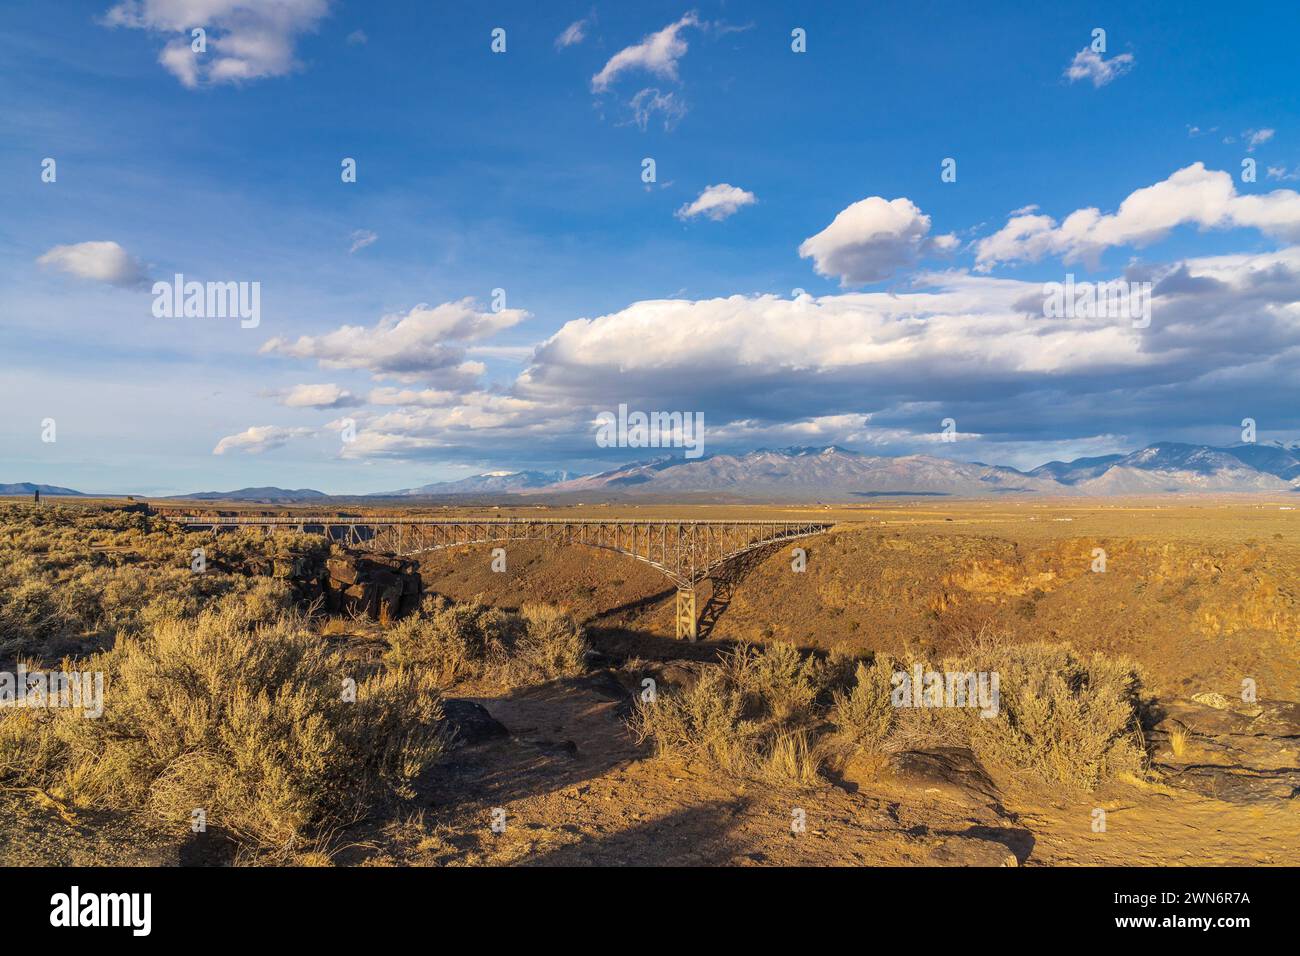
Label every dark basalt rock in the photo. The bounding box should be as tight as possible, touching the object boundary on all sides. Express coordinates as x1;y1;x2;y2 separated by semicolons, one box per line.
442;699;509;746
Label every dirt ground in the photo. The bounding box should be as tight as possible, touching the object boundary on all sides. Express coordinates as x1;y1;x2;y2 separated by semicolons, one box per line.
6;667;1295;868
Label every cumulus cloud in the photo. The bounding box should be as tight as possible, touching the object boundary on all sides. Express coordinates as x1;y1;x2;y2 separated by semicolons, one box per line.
213;424;313;455
332;392;562;459
504;248;1300;454
252;245;1300;463
592;12;699;92
975;163;1300;269
676;183;756;221
1063;47;1134;87
555;18;588;49
798;197;958;285
276;383;362;409
348;229;378;254
102;0;331;88
367;386;460;407
36;241;150;289
260;298;527;383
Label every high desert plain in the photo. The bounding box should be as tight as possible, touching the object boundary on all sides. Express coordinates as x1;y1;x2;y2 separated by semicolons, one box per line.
3;494;1296;868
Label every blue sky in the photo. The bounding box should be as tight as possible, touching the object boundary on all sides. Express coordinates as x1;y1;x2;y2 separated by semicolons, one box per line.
2;0;1299;494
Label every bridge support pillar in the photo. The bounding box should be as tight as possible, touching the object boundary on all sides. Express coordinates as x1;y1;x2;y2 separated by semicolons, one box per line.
675;587;697;641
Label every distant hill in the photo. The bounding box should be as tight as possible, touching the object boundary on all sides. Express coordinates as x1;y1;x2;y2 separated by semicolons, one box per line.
535;442;1300;499
378;470;569;497
13;441;1300;503
540;446;1058;499
0;482;85;497
163;487;330;504
1028;442;1300;494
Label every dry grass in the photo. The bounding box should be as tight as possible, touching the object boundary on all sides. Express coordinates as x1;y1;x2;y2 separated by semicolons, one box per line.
1169;724;1190;759
0;504;323;662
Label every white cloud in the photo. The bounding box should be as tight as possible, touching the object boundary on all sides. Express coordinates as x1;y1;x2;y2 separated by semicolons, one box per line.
522;278;1152;394
676;183;756;221
798;197;957;285
975;163;1300;269
504;248;1300;446
333;392;561;459
251;244;1300;462
1246;128;1275;152
367;386;460;407
36;240;149;289
260;298;526;384
1063;47;1135;87
626;87;688;131
346;29;366;45
592;12;699;92
213;424;313;455
348;229;378;254
102;0;331;88
277;383;361;409
555;18;588;49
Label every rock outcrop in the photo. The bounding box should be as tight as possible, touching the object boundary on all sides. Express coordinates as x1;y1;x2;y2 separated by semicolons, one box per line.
1150;696;1300;803
320;553;424;623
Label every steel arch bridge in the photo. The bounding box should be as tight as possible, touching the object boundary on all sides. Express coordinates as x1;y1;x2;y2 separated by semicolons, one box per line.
174;516;833;638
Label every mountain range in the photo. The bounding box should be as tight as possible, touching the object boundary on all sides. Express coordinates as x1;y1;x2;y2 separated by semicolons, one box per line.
6;442;1300;502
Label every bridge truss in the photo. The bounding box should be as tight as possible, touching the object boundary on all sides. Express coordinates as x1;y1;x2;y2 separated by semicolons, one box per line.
176;516;833;639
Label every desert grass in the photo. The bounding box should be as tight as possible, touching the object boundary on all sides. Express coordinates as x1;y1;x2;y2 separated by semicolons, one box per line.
0;503;324;662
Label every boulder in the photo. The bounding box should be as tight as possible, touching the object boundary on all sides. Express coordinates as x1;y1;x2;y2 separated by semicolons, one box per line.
925;836;1020;867
442;699;509;746
326;558;359;585
844;747;1002;810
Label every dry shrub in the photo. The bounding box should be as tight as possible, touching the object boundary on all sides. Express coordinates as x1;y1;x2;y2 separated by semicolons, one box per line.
385;596;586;686
0;503;308;662
510;604;587;684
0;600;448;851
829;658;896;751
629;642;830;784
634;637;1147;791
965;642;1146;789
